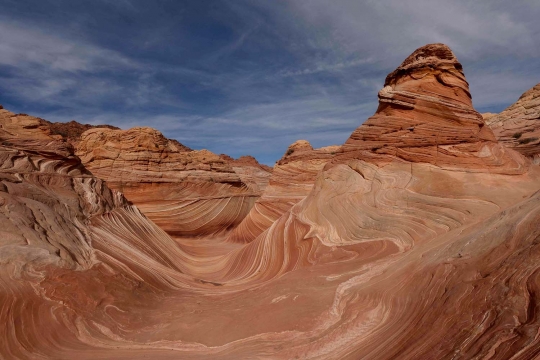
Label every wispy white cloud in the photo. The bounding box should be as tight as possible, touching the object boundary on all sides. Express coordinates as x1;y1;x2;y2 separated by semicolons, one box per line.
279;57;375;77
0;21;136;71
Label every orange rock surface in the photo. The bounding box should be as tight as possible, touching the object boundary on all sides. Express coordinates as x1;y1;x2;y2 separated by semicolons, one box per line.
76;127;271;237
226;140;339;243
485;83;540;163
39;118;122;147
2;44;540;360
340;43;526;174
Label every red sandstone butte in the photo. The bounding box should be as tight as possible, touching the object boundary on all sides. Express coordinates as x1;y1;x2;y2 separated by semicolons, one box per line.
339;43;526;174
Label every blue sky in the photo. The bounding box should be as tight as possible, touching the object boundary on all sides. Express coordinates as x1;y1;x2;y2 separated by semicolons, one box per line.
0;0;539;165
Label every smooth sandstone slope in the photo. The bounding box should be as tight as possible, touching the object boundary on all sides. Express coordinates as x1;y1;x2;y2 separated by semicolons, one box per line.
485;83;540;163
226;140;339;243
76;127;271;237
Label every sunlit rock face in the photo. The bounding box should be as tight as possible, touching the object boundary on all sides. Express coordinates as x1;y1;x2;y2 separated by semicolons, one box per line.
485;83;540;163
226;140;339;243
2;44;540;360
38;118;122;147
339;43;527;174
76;127;271;237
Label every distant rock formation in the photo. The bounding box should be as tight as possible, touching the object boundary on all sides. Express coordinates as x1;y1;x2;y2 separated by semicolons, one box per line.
76;126;271;237
38;118;122;147
226;139;339;243
485;83;540;163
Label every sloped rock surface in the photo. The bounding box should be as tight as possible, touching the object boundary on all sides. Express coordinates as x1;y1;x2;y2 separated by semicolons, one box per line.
485;83;540;162
3;44;540;360
226;140;339;243
0;109;198;359
76;127;271;237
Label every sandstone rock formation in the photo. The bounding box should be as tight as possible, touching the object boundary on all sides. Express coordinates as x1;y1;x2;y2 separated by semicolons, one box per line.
339;43;527;174
485;83;540;163
0;108;197;359
2;44;540;360
226;140;339;243
76;126;271;237
39;118;122;147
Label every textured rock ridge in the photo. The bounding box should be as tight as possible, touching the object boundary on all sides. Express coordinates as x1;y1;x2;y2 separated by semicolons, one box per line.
339;43;527;174
77;127;239;184
226;140;339;243
38;118;122;147
485;83;540;162
76;126;271;237
0;108;196;359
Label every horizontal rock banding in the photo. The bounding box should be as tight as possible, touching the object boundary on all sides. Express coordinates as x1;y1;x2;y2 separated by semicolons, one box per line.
485;83;540;162
339;43;528;174
76;127;271;237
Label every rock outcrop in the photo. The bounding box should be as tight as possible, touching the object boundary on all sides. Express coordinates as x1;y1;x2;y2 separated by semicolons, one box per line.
339;43;527;174
38;118;122;147
485;83;540;162
76;126;271;237
0;108;200;359
227;140;339;243
3;44;540;360
226;140;339;243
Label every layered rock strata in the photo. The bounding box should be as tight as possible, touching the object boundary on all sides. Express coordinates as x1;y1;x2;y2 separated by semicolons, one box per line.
226;140;339;243
485;83;540;162
0;109;198;359
339;43;527;174
3;44;540;359
76;127;271;237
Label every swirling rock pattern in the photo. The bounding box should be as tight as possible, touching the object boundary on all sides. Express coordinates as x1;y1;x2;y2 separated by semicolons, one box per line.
226;140;339;243
485;83;540;163
76;127;271;237
2;44;540;360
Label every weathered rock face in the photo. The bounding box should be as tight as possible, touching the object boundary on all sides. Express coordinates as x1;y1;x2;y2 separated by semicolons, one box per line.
340;43;527;174
76;127;271;237
76;127;238;184
485;83;540;162
3;44;540;360
0;108;198;359
226;140;339;243
39;118;122;147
